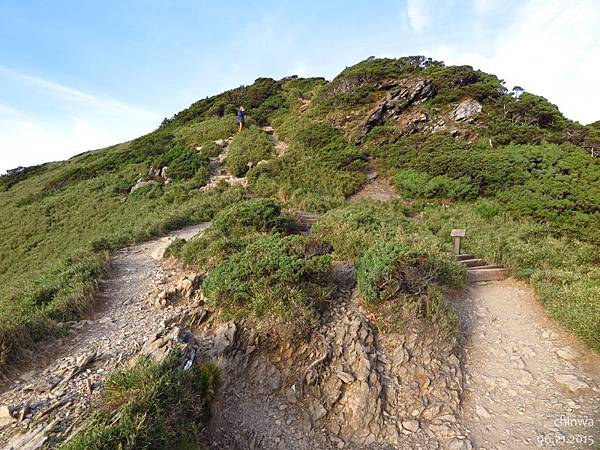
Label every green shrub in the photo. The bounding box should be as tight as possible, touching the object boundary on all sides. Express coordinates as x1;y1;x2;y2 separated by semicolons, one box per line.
60;355;219;450
212;197;288;234
356;237;464;335
312;200;411;259
198;140;222;158
357;238;465;304
393;169;478;200
202;234;334;328
165;227;251;270
154;145;209;181
248;122;366;211
226;128;274;177
173;116;237;147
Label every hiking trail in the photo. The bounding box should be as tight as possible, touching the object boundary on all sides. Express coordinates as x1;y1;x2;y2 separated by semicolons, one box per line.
1;132;599;450
0;224;209;449
458;280;600;449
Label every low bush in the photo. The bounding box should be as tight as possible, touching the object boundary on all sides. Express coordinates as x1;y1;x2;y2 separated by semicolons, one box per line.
165;227;251;271
153;145;209;181
311;200;411;259
393;169;478;200
60;355;219;450
173;116;237;147
212;197;288;235
198;140;222;158
356;237;465;336
357;237;465;304
226;128;274;177
201;234;334;329
248;122;366;211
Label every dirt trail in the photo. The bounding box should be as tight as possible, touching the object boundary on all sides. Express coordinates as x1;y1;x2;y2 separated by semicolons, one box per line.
459;281;600;449
0;224;209;448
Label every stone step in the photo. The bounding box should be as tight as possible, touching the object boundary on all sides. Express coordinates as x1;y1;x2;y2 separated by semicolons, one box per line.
468;266;510;282
456;254;475;261
459;258;486;267
293;212;319;234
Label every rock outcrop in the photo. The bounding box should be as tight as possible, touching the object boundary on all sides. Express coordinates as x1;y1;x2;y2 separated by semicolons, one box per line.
361;79;436;134
452;99;482;122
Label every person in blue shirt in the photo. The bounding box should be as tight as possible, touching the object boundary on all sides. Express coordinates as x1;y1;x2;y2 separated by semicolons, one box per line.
236;106;245;132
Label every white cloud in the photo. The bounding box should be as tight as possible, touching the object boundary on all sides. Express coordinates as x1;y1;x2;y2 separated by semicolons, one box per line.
407;0;430;33
0;107;127;172
0;65;158;121
424;0;600;124
473;0;499;14
0;68;161;173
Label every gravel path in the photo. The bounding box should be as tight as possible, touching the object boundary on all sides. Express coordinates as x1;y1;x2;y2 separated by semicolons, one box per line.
459;281;600;449
0;224;209;449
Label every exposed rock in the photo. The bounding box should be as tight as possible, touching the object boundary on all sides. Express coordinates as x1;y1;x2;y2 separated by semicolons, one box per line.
310;401;327;421
361;79;436;134
336;371;355;384
136;326;198;368
159;166;168;178
130;179;159;194
214;139;227;148
515;369;534;386
556;346;578;361
401;419;420;433
475;401;491;419
211;322;237;355
554;374;589;392
452;99;482;122
0;405;14;427
3;418;58;450
448;437;474;450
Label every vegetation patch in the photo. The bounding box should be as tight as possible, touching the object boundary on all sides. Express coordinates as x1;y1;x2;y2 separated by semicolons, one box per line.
226;127;274;177
212;197;289;235
201;234;334;331
356;237;465;336
422;200;600;350
248;122;367;211
311;200;411;260
166;197;289;270
60;355;218;450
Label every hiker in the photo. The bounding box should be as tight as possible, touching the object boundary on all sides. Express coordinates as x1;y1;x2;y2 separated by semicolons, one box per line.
236;106;245;132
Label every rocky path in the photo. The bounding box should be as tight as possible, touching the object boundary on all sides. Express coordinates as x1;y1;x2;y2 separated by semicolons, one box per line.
0;224;209;449
459;281;600;449
201;138;248;191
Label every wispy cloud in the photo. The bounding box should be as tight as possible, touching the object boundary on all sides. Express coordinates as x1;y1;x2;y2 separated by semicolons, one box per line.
0;65;159;120
423;0;600;124
0;68;162;172
472;0;500;14
406;0;429;33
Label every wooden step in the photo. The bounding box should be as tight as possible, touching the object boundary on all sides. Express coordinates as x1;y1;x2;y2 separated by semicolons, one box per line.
459;258;486;267
456;254;475;261
468;266;509;282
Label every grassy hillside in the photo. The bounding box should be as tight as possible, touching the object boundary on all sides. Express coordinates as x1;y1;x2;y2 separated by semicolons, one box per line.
1;56;599;381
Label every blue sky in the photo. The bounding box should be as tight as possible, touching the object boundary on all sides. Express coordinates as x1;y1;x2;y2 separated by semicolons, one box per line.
1;0;599;173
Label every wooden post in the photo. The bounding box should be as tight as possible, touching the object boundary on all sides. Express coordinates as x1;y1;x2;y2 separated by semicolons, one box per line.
450;229;466;255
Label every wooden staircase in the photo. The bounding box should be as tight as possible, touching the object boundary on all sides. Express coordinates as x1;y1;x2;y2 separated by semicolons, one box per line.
457;254;509;282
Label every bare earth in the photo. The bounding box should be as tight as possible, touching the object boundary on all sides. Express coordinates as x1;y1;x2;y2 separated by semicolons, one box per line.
0;224;209;449
459;281;600;449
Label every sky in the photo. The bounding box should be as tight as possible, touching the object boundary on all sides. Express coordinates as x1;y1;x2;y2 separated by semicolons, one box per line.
0;0;599;173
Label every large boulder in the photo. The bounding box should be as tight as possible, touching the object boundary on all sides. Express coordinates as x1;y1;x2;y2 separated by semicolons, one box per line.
452;99;482;122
